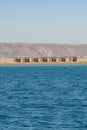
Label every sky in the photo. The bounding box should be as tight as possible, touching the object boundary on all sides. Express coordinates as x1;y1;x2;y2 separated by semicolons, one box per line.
0;0;87;43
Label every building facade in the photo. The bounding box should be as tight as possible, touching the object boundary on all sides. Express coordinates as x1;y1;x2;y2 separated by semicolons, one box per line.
0;56;87;64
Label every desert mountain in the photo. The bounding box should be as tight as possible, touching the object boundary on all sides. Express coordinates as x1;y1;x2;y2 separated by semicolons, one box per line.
0;43;87;57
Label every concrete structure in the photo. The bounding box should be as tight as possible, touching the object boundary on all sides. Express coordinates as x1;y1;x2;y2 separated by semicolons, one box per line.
77;57;87;63
0;56;87;64
0;57;14;64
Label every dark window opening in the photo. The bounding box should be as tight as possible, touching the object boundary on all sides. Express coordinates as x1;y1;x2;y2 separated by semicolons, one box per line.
61;57;66;62
73;57;77;62
43;58;47;62
15;58;21;62
34;58;38;62
24;58;30;62
52;58;56;62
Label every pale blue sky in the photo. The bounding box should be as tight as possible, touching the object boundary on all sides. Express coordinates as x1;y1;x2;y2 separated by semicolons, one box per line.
0;0;87;43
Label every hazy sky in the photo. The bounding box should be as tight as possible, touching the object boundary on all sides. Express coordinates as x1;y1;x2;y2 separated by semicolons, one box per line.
0;0;87;43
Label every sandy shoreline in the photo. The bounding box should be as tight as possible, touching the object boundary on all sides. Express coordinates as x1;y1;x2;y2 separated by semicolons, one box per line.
0;62;87;65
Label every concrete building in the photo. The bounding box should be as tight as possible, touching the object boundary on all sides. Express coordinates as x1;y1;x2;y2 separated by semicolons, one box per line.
0;56;87;64
77;57;87;63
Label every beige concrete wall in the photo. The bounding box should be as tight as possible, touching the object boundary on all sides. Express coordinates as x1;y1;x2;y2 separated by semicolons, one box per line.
68;57;73;62
56;58;60;62
0;58;14;64
77;57;87;63
65;58;70;63
47;57;52;62
0;57;87;64
29;58;34;62
38;57;43;62
21;58;24;63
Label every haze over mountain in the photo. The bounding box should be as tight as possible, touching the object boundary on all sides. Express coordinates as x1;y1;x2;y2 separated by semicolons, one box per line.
0;43;87;57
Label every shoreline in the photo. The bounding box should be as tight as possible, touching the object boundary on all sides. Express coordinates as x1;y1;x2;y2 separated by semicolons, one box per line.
0;62;87;65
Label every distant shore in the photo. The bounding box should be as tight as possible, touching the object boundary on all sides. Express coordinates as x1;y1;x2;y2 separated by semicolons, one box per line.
0;62;87;65
0;56;87;64
0;43;87;58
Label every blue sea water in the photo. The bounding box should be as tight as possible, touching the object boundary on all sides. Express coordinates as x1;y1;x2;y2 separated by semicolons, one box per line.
0;65;87;130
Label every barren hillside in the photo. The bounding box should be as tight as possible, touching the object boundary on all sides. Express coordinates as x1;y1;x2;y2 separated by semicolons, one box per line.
0;43;87;57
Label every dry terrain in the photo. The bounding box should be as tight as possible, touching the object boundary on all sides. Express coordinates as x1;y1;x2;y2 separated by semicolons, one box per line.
0;43;87;57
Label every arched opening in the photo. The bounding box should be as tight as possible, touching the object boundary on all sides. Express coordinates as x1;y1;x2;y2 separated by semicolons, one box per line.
43;58;47;62
34;58;38;62
61;57;66;62
73;57;77;62
24;58;30;62
14;58;21;62
52;58;56;62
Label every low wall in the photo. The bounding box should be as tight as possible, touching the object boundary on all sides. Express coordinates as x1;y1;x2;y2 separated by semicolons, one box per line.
0;57;14;64
77;57;87;63
0;57;87;64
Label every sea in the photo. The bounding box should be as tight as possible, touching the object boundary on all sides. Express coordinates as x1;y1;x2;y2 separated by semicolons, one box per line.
0;65;87;130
